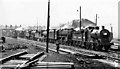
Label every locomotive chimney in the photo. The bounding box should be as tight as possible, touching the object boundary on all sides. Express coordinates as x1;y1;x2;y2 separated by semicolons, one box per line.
102;26;105;30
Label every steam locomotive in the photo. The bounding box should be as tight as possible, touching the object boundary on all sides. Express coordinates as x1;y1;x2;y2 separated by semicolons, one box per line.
11;25;113;51
40;26;113;51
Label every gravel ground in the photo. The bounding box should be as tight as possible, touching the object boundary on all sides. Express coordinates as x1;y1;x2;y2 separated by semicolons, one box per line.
1;37;119;69
16;37;120;61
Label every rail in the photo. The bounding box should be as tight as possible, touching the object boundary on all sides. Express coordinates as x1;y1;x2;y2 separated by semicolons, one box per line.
0;50;28;64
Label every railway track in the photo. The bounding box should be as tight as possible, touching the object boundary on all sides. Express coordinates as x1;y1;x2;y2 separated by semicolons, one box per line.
4;37;120;68
0;50;74;69
25;38;120;68
60;48;120;68
16;37;119;57
0;51;45;69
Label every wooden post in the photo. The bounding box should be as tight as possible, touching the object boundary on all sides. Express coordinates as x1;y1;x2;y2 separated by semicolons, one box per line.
46;0;50;53
96;14;97;26
80;6;81;30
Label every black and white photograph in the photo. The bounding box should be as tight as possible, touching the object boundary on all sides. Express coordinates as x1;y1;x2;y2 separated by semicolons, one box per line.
0;0;120;69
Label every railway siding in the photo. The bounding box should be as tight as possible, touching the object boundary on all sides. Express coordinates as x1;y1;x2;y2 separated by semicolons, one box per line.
15;37;120;68
16;37;119;59
3;37;120;68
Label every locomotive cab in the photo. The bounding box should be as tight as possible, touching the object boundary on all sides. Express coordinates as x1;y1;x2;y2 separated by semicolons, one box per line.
84;26;100;42
90;26;100;41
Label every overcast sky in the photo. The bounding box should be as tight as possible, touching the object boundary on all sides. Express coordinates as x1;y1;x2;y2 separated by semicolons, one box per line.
0;0;119;38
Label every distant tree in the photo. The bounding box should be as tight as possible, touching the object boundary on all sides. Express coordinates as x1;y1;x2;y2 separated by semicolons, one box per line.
15;25;18;28
20;25;22;27
10;25;12;27
5;25;8;28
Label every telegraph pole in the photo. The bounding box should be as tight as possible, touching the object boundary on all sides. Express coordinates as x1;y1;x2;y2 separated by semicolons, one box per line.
46;0;50;53
110;24;113;33
37;17;38;31
80;6;81;30
96;14;97;26
79;6;83;41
